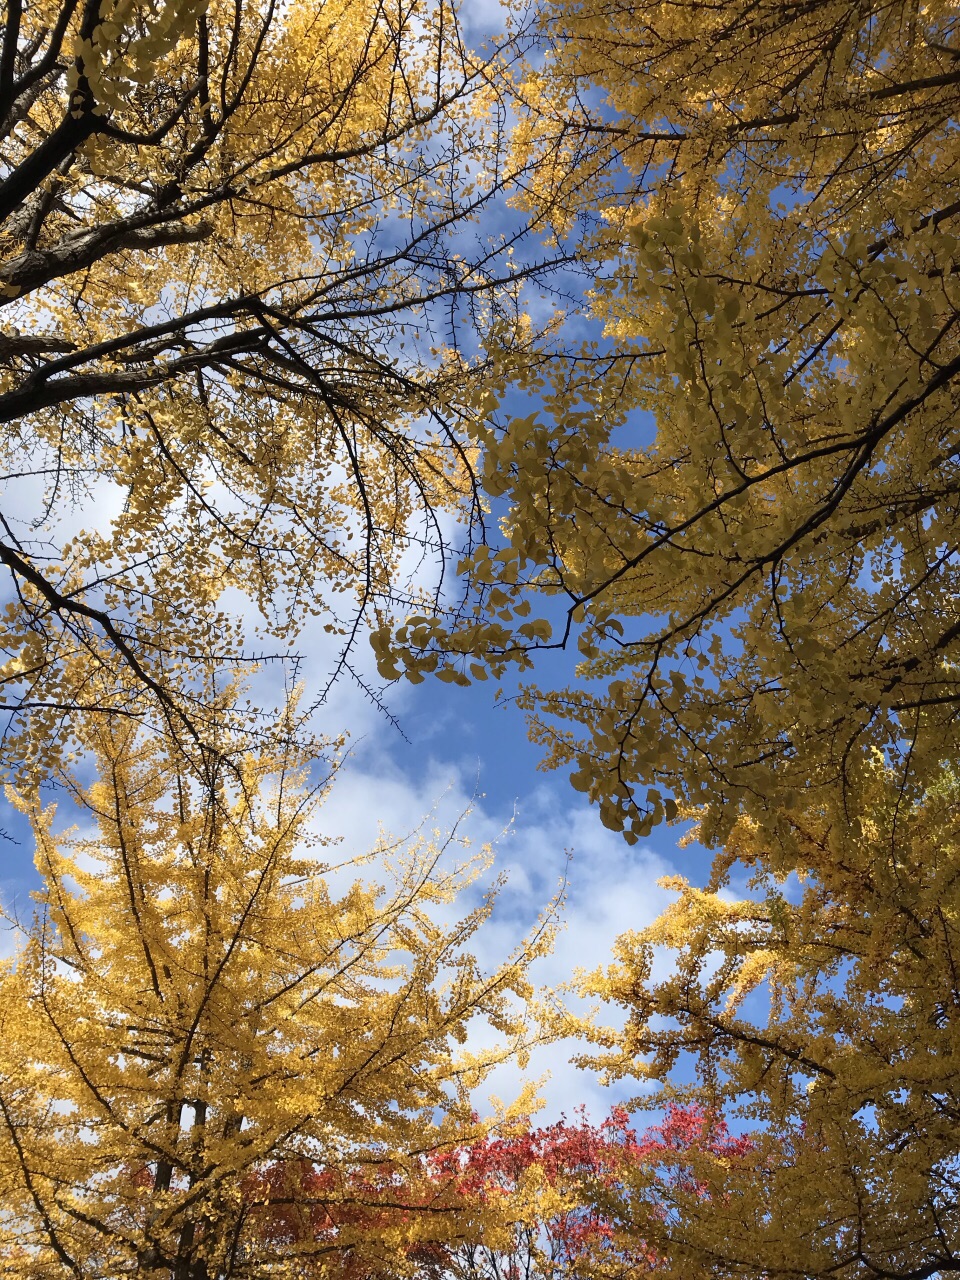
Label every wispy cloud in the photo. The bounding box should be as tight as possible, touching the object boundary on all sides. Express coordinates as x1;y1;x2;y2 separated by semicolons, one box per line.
315;738;675;1120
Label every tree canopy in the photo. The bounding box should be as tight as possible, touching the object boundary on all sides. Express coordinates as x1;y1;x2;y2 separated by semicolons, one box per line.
0;716;557;1277
5;1;960;1277
375;9;960;1272
0;0;554;781
382;0;960;854
582;768;960;1280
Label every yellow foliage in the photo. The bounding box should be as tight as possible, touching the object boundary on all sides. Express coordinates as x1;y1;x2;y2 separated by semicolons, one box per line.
581;767;960;1279
0;0;545;779
388;0;960;856
0;717;559;1275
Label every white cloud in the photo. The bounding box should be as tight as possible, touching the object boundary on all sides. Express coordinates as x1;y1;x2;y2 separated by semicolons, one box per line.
0;886;30;962
459;0;509;38
313;739;676;1122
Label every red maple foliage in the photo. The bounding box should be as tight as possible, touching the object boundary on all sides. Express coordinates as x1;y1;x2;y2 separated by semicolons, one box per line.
418;1105;648;1280
413;1104;752;1280
126;1106;750;1277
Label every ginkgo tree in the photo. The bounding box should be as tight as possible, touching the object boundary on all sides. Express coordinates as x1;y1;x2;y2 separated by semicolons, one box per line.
580;765;960;1280
382;0;960;855
0;707;561;1277
0;0;558;783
